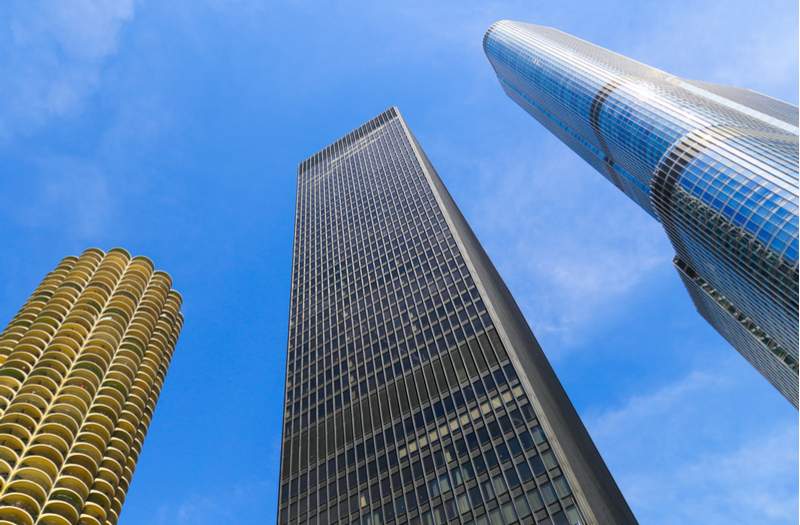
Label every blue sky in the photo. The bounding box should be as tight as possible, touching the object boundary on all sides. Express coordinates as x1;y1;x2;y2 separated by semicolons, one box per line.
0;1;796;524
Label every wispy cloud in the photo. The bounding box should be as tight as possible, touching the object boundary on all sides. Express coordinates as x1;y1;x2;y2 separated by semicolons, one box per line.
146;434;282;525
588;356;798;525
414;0;797;353
624;0;798;102
459;138;671;348
152;480;273;525
361;3;676;349
0;0;136;141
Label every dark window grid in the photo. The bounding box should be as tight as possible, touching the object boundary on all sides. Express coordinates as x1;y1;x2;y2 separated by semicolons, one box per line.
299;111;394;181
291;275;478;369
282;112;580;520
433;386;571;510
290;308;488;426
296;232;456;303
290;272;479;412
288;254;424;410
284;372;575;523
288;328;490;466
288;201;440;508
288;296;488;422
395;367;519;463
296;380;548;520
290;214;450;314
288;296;468;400
282;158;322;490
286;352;512;496
298;240;462;322
286;348;520;500
294;275;478;372
322;215;443;277
286;311;494;439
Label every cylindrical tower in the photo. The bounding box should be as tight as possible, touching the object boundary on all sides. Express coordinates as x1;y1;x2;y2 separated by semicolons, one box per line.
484;20;799;406
0;248;182;525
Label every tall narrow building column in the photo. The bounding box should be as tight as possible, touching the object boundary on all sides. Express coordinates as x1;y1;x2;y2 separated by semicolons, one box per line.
278;108;636;525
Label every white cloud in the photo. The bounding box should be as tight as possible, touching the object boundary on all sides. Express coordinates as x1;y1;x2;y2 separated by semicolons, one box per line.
588;357;798;525
673;426;798;523
0;0;136;141
460;138;672;348
624;0;798;102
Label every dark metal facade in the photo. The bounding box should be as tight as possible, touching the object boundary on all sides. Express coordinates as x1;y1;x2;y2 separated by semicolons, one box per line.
484;20;799;406
278;108;636;524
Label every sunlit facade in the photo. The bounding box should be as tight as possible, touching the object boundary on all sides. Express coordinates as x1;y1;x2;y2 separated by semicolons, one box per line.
484;20;799;406
0;248;183;524
278;108;636;524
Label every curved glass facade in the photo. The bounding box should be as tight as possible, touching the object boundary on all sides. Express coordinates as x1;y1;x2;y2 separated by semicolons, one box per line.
0;248;183;524
484;20;799;406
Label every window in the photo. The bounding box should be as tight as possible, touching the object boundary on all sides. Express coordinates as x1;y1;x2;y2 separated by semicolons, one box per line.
501;501;517;523
492;475;507;496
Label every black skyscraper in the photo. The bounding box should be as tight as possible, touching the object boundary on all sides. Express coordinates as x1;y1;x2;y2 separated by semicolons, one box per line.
278;108;636;525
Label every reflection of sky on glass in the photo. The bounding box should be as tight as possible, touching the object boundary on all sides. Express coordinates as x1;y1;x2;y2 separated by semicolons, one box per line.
0;1;795;524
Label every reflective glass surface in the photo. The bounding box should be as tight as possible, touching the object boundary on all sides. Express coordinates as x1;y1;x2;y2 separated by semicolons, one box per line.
485;20;799;406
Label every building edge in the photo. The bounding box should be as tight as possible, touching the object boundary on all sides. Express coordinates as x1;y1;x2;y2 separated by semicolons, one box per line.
395;110;638;525
276;158;305;523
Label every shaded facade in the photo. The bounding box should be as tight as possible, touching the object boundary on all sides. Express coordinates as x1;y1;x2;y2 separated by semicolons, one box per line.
0;248;183;525
278;108;636;524
484;20;799;406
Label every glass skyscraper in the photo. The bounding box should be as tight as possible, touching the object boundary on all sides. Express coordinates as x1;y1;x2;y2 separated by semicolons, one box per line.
484;20;799;406
278;108;636;525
